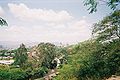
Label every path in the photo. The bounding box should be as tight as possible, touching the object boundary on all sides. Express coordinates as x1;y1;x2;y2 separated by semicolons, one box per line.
106;75;120;80
43;69;59;80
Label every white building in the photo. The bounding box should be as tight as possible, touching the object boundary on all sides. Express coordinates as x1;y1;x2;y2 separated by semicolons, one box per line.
0;60;14;65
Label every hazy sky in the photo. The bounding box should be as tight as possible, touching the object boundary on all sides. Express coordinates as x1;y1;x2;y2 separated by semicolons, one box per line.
0;0;113;44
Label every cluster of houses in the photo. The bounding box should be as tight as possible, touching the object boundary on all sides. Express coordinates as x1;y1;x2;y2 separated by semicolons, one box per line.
28;47;66;68
0;51;15;65
0;60;14;65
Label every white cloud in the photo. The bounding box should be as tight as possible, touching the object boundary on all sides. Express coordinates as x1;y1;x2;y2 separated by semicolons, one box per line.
0;3;92;44
0;6;4;16
0;19;91;44
8;3;73;22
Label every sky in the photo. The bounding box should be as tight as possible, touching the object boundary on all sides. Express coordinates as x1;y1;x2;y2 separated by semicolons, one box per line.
0;0;113;44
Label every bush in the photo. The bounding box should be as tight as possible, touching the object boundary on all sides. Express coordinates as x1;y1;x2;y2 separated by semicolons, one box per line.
0;67;28;80
79;39;120;79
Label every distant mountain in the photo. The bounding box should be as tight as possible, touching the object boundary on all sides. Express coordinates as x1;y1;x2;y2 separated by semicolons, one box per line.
0;41;39;49
0;45;6;50
0;41;66;49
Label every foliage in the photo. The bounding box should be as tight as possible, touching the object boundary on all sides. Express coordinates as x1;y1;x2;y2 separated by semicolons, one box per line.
54;10;120;80
78;39;120;80
56;47;68;64
54;64;78;80
54;39;120;80
54;40;95;80
32;67;48;79
28;43;58;69
14;43;28;68
0;64;48;80
32;43;56;69
0;50;8;57
0;50;15;58
0;17;8;26
29;43;68;69
84;0;120;13
0;65;28;80
40;43;56;68
92;10;120;42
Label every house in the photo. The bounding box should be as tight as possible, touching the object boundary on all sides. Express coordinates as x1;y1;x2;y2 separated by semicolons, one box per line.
53;57;61;67
0;56;13;60
0;60;14;65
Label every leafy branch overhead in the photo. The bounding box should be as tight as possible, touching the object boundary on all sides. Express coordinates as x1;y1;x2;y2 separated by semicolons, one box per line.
92;10;120;41
84;0;120;13
0;17;8;26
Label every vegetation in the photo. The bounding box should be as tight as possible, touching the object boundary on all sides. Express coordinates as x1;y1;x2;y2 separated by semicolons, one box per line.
0;17;8;26
14;44;28;68
0;42;69;80
0;2;119;80
92;10;120;41
78;40;120;80
54;39;120;80
54;10;120;80
84;0;120;13
38;43;56;68
0;65;28;80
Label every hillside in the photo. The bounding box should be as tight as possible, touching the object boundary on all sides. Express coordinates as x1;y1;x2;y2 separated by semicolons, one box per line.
54;39;120;80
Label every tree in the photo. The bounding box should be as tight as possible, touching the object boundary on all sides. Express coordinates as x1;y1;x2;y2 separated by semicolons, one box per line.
14;44;28;68
92;10;120;41
78;39;120;79
0;17;8;26
29;43;57;69
0;65;28;80
84;0;120;13
38;43;56;69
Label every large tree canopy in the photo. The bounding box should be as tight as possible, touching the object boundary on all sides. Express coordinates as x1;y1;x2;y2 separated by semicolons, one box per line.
84;0;120;13
0;17;8;26
14;44;28;68
92;10;120;41
28;43;57;69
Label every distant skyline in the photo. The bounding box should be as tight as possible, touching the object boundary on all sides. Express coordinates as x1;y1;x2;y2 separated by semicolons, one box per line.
0;0;113;44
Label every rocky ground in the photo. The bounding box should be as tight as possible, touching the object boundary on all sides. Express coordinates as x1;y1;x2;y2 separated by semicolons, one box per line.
106;75;120;80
